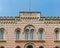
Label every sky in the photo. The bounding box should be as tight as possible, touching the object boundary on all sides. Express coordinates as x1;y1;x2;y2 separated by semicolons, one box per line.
0;0;60;17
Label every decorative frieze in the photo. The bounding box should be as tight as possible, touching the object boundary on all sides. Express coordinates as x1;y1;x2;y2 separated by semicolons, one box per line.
21;17;39;19
0;14;60;24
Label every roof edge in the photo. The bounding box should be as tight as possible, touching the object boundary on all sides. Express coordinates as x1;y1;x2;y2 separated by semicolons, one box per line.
19;11;40;13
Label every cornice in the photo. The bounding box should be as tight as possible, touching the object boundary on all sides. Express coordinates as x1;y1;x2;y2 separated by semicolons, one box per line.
0;16;60;24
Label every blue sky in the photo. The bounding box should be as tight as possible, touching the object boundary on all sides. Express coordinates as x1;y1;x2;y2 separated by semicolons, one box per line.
0;0;60;16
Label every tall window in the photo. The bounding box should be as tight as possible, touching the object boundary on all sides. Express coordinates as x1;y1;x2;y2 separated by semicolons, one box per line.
54;29;59;40
30;29;34;39
0;29;4;40
25;27;34;40
16;29;20;40
38;28;44;40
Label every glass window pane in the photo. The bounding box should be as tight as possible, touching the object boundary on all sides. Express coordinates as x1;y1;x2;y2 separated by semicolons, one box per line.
25;29;34;40
16;30;20;40
54;31;59;40
30;29;34;40
25;29;29;40
31;29;34;32
39;29;43;40
26;29;29;32
0;30;4;39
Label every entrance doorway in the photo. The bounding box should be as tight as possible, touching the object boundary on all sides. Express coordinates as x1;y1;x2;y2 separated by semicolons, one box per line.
27;45;33;48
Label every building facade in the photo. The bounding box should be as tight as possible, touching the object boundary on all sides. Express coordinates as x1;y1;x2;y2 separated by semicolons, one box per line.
0;12;60;48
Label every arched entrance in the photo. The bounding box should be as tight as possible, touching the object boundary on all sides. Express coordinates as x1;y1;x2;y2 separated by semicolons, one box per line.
24;43;36;48
27;45;33;48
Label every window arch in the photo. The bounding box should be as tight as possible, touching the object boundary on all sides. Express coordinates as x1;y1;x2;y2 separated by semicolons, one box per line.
27;45;33;48
0;46;5;48
0;28;4;40
39;46;44;48
16;46;20;48
54;46;59;48
54;28;59;40
16;28;20;40
25;26;34;40
38;28;44;40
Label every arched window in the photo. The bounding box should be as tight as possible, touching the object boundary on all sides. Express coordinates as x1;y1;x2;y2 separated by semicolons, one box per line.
25;27;34;40
16;29;20;40
38;28;44;40
30;29;34;39
54;46;59;48
16;46;20;48
0;46;4;48
54;29;59;40
39;46;44;48
0;29;4;40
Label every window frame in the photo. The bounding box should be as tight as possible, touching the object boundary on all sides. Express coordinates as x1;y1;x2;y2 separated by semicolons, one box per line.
16;29;20;40
25;27;34;40
38;28;44;40
0;29;4;40
54;29;59;40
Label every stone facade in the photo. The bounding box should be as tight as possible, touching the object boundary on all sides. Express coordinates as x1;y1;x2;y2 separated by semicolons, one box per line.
0;12;60;48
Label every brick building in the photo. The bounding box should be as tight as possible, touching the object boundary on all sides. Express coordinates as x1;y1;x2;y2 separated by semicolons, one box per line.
0;12;60;48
